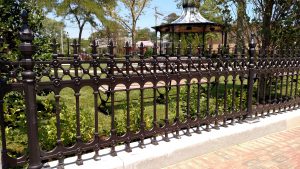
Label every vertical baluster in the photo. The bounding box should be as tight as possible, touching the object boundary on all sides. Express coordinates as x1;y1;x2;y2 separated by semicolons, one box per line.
71;39;83;165
231;44;238;121
278;48;283;112
175;42;181;138
239;73;245;121
223;58;229;127
294;47;299;109
214;47;221;129
124;42;132;152
274;49;279;109
284;48;289;111
90;40;101;160
163;43;170;141
269;50;275;114
151;43;159;144
262;49;267;117
205;52;211;131
107;40;117;156
185;43;192;136
195;43;202;134
289;47;294;110
231;76;236;124
138;42;146;147
267;51;273;115
51;39;65;168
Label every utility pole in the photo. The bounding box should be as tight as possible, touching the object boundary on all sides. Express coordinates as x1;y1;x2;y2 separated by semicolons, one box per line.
154;6;163;26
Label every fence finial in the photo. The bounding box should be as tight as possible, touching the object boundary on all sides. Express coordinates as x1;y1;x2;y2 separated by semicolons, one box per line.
165;42;170;56
51;38;59;55
20;10;33;43
187;43;192;56
0;36;3;47
71;39;78;55
152;42;158;55
139;42;144;56
90;40;98;55
124;41;131;56
217;44;222;55
177;41;182;57
250;33;256;49
108;40;114;56
0;36;3;54
208;44;212;54
249;33;256;64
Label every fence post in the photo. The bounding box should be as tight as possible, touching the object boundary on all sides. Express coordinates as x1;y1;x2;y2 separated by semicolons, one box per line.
19;11;43;169
246;33;256;119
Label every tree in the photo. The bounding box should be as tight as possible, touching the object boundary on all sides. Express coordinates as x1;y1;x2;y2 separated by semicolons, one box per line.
163;13;180;24
0;0;52;60
42;18;65;38
236;0;247;50
40;0;117;50
251;0;300;48
136;28;155;41
111;0;152;48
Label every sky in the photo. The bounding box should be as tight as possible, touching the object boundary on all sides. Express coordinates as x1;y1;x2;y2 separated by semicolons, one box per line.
48;0;181;39
48;0;254;40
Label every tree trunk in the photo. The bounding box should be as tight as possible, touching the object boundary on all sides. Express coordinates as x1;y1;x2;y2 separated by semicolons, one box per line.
262;0;274;49
132;22;136;51
259;0;274;103
236;0;246;51
78;25;84;53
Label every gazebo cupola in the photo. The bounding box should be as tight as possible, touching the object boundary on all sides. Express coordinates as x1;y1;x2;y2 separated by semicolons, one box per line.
152;0;225;55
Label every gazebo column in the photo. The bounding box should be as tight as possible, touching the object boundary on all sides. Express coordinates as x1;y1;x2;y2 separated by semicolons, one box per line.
222;31;224;46
202;26;206;52
155;30;158;54
172;26;175;55
224;31;228;47
159;31;163;55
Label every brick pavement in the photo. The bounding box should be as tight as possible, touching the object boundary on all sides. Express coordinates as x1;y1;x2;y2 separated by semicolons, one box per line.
163;127;300;169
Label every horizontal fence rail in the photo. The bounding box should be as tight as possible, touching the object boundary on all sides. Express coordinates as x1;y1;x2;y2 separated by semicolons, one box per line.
0;14;300;169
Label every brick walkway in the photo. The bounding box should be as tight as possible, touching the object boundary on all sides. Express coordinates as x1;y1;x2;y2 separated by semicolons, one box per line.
163;127;300;169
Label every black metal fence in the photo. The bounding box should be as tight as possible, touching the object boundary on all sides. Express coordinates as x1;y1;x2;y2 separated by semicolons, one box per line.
1;16;300;169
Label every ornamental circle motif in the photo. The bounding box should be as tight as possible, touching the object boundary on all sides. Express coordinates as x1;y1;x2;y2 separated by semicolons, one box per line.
74;77;81;86
53;79;61;87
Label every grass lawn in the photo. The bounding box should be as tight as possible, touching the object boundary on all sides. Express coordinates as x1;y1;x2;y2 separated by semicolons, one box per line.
3;63;300;155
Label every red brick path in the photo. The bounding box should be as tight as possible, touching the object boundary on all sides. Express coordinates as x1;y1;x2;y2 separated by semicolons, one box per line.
163;127;300;169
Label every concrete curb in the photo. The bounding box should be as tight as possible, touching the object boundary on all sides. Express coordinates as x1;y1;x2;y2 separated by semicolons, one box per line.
47;109;299;169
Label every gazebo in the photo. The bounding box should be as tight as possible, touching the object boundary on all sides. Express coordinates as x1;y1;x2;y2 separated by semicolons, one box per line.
152;0;226;55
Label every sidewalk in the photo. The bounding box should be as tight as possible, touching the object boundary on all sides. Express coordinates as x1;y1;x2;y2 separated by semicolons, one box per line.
163;127;300;169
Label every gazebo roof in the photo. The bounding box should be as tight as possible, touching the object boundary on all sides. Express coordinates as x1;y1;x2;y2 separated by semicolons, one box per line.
152;0;224;33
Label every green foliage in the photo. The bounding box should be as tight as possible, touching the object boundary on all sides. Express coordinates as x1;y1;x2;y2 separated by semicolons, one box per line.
115;100;153;136
111;0;152;46
0;0;52;60
136;28;154;41
41;0;117;46
162;13;180;24
144;48;153;58
3;92;27;157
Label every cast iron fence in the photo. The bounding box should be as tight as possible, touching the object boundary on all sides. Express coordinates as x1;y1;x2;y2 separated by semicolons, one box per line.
1;14;300;169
